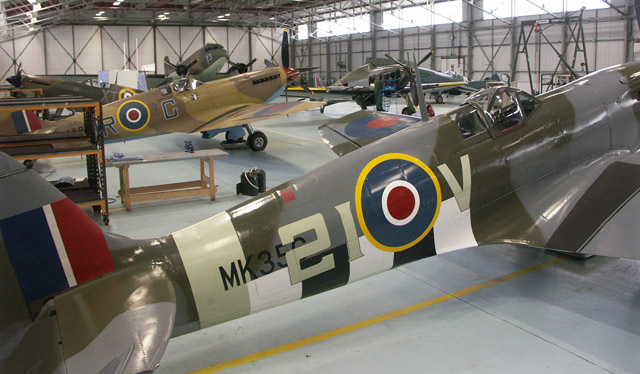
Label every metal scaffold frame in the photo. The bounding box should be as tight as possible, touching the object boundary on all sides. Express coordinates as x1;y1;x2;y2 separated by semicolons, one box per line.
512;7;589;94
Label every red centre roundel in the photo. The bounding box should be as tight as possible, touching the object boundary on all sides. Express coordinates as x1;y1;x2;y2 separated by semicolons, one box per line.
387;185;415;220
381;180;420;226
367;117;398;129
127;108;141;122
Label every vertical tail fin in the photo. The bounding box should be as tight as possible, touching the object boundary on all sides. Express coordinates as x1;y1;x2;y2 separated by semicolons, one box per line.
0;152;114;315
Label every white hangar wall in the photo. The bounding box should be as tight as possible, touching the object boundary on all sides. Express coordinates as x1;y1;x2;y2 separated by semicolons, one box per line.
292;0;638;93
0;25;284;82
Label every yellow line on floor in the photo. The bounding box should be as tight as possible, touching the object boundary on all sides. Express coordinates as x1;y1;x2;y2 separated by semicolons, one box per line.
188;256;567;374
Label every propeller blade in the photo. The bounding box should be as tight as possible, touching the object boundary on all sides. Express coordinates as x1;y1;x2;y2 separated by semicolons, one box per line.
185;59;199;69
7;62;23;87
383;52;407;69
417;50;433;66
247;58;257;67
282;28;290;69
163;60;178;69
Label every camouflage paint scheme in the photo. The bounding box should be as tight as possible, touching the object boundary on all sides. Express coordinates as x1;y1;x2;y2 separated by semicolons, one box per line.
287;56;496;108
164;43;234;82
0;67;323;147
3;62;640;372
8;74;141;104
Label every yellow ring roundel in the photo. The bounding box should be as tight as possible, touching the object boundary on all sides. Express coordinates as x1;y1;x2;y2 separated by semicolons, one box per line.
118;88;136;100
355;153;442;252
116;100;151;132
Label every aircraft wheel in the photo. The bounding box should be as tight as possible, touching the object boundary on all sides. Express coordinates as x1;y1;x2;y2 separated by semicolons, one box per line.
402;107;410;115
435;95;444;104
247;131;267;151
320;106;325;113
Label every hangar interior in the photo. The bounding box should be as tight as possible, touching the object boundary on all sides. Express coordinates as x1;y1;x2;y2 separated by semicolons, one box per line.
1;0;638;93
2;1;640;373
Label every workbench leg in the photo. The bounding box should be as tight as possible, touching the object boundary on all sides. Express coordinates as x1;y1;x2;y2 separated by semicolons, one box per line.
123;165;131;211
207;157;216;200
200;159;206;188
118;166;125;204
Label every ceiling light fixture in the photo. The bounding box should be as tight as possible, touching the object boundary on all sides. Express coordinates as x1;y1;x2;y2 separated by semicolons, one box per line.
113;1;122;6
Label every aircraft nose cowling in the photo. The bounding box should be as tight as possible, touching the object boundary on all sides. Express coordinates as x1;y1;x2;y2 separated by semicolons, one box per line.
7;75;20;87
284;67;300;81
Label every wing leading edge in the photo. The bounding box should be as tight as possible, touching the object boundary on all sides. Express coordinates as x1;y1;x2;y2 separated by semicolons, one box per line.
197;100;325;133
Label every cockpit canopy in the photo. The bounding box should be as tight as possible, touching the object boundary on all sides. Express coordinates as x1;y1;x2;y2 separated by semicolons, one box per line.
171;78;204;93
451;86;540;139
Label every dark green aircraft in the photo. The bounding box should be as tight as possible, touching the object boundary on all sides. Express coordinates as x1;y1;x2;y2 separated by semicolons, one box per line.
6;64;142;105
3;61;640;372
163;43;257;83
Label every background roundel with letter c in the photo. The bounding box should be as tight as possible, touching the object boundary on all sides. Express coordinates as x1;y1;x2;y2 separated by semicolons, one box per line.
355;153;441;252
116;100;151;132
118;88;136;100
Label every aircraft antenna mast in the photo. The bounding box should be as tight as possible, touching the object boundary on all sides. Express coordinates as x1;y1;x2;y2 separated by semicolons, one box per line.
136;38;139;72
412;53;429;121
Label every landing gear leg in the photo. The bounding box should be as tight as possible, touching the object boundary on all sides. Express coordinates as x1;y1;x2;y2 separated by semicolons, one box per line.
244;124;268;152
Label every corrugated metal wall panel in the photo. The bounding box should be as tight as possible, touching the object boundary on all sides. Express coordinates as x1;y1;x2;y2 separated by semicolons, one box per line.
156;26;181;69
74;26;101;74
252;27;282;68
180;27;204;58
597;40;625;69
0;40;16;81
44;26;73;74
205;27;227;45
128;26;155;72
101;26;129;71
12;31;45;76
227;27;250;65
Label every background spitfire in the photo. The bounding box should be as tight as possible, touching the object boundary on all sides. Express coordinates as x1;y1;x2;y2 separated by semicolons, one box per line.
1;66;322;151
6;63;141;105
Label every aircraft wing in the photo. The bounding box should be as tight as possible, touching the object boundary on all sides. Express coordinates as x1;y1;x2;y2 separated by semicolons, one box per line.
474;151;640;261
1;265;176;374
318;110;421;156
197;100;325;132
284;86;365;105
413;81;475;95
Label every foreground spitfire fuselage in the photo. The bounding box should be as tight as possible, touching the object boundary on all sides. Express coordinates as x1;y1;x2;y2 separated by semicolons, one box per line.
3;62;640;372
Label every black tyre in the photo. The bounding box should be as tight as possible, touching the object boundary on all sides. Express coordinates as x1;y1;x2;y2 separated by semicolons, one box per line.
247;131;267;151
402;107;410;115
435;95;444;104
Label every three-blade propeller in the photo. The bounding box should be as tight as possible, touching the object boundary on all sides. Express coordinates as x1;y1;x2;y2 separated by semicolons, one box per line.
164;59;199;78
7;62;23;87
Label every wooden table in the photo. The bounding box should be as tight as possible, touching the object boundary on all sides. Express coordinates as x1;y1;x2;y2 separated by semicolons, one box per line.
107;149;228;211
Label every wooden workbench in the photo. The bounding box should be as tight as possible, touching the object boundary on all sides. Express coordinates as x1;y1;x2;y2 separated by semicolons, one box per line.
107;149;228;211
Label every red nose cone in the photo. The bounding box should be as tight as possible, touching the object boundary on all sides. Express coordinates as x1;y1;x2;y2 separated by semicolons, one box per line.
284;67;300;80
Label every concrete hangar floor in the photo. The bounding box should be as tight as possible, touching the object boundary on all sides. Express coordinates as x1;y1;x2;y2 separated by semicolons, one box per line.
36;97;640;374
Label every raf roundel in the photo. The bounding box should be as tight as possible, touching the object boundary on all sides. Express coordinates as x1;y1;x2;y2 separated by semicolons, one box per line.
116;100;151;132
355;153;441;252
118;88;136;100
